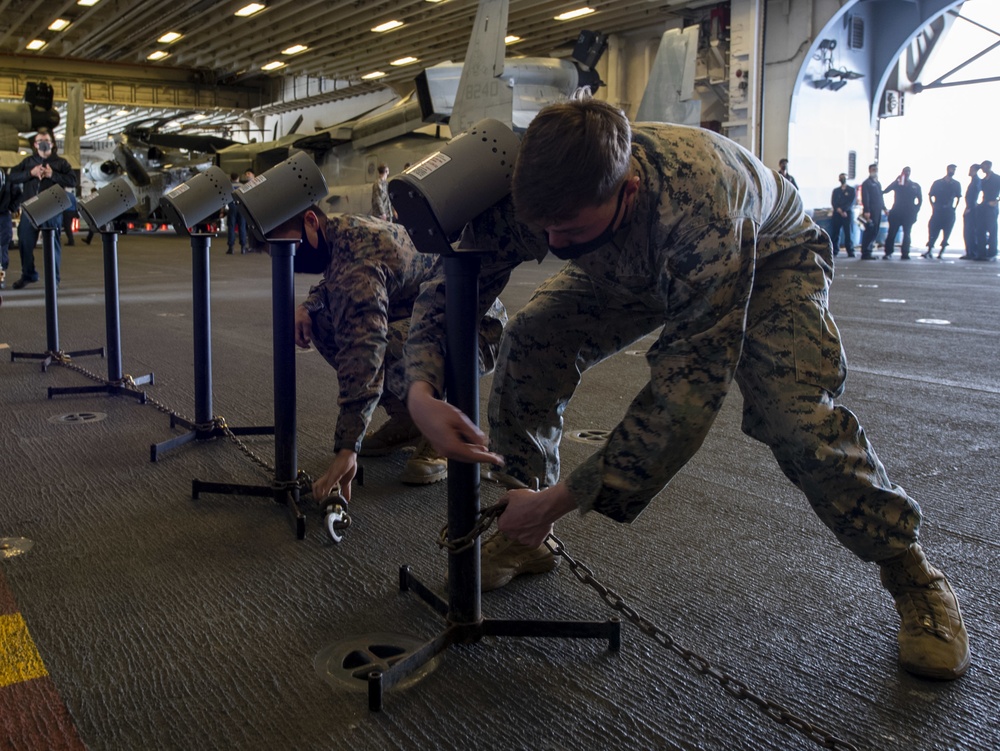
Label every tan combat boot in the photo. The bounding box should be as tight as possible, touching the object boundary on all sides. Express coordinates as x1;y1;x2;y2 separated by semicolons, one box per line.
480;531;560;592
879;544;970;679
358;413;421;456
398;438;447;485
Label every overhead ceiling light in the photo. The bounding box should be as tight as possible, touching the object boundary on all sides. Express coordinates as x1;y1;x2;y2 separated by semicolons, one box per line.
371;20;403;33
77;0;100;6
26;39;47;50
361;71;387;80
95;116;109;123
147;50;169;60
555;7;595;21
157;31;182;43
425;0;443;3
49;19;71;31
390;56;418;66
505;35;521;44
191;114;207;120
282;44;308;55
117;109;131;115
235;3;265;17
261;60;286;71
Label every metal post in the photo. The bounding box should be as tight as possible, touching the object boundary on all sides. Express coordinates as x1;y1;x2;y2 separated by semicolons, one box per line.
191;234;213;425
444;254;482;627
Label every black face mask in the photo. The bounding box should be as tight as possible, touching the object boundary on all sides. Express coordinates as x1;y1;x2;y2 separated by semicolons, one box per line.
36;142;52;156
293;219;332;274
547;182;628;261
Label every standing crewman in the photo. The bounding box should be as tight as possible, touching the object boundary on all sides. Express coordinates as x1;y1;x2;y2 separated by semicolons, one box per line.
859;163;884;260
9;128;76;289
370;164;394;222
975;160;999;262
961;164;982;259
923;164;962;259
882;166;922;260
830;172;856;258
0;168;20;290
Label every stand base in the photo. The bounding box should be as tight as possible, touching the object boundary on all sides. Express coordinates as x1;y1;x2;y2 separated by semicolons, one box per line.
367;565;621;711
10;346;105;372
192;479;305;539
48;372;154;402
150;414;275;462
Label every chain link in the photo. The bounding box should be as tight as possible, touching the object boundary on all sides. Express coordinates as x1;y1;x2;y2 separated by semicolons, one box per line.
437;501;507;553
545;533;861;751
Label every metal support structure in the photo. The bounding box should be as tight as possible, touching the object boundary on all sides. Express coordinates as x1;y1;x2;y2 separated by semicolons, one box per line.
367;252;621;712
151;233;273;460
190;238;305;539
10;227;104;370
48;230;152;402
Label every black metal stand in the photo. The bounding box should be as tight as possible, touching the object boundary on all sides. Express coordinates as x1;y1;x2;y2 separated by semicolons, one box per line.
10;227;104;370
190;238;304;539
48;231;153;402
151;234;273;460
367;252;620;711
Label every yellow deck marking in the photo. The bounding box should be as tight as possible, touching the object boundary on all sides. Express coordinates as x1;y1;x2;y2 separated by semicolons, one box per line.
0;613;49;688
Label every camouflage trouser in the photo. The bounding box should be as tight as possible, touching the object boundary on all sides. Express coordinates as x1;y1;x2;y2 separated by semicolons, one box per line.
489;259;921;563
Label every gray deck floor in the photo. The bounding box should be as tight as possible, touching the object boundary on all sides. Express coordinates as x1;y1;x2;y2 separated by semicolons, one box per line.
1;234;998;751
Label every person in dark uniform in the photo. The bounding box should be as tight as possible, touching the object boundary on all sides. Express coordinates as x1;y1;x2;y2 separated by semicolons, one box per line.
975;160;999;261
8;128;76;288
859;163;884;259
923;164;962;259
777;158;798;189
882;166;922;259
961;164;981;260
830;173;856;257
0;168;21;290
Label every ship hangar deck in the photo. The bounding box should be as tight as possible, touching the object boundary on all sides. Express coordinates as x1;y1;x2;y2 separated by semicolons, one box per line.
1;235;998;751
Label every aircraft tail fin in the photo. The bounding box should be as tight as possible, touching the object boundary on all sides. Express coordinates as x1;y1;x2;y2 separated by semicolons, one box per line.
449;0;513;135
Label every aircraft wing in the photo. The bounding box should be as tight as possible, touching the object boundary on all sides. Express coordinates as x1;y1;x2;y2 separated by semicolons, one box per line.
145;133;238;153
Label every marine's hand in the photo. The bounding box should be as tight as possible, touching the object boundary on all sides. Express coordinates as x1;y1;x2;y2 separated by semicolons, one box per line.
312;449;357;502
407;381;502;465
498;483;577;548
294;305;313;348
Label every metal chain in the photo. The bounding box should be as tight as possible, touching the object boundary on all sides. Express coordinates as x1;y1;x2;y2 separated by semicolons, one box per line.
437;501;858;751
50;356;350;528
545;533;861;751
437;502;507;553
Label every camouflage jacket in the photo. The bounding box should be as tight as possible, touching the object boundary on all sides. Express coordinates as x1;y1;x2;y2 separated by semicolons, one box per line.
405;122;832;522
303;214;438;453
371;180;392;219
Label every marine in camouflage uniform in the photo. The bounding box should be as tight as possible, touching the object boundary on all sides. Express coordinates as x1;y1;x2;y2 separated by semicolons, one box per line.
300;213;505;489
405;101;969;679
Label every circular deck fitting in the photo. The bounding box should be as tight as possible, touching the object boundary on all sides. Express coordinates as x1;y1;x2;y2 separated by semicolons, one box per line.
0;537;35;559
48;411;108;424
566;429;611;444
314;632;440;691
